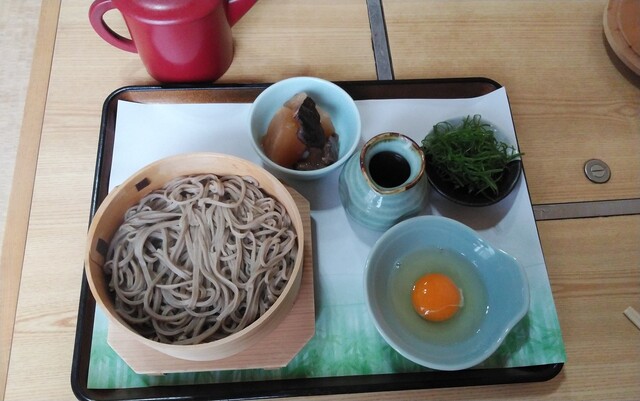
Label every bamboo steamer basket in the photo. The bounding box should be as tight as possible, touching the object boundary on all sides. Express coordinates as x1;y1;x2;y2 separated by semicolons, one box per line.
85;153;305;361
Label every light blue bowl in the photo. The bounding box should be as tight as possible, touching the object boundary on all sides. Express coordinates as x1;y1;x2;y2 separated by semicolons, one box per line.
248;76;361;181
364;215;530;371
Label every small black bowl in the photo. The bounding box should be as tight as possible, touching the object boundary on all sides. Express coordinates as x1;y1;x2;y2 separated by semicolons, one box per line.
424;157;523;207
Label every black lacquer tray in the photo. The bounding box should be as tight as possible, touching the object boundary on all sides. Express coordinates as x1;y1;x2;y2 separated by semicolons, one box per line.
71;78;563;401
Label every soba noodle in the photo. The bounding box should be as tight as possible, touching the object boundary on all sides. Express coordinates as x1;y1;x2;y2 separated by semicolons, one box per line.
103;174;298;345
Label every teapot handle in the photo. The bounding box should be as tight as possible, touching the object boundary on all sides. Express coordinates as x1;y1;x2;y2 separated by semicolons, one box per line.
89;0;137;53
226;0;258;27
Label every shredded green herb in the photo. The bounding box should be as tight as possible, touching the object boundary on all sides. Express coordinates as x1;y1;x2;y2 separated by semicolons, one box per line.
421;114;523;197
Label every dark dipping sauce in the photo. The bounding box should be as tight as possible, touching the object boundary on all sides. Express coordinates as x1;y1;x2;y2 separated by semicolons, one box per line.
368;151;411;188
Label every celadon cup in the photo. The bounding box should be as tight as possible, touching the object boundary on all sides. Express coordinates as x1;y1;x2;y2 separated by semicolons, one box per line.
338;132;428;231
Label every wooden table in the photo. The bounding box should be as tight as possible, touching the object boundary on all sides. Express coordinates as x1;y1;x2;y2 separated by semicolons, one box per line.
2;0;638;399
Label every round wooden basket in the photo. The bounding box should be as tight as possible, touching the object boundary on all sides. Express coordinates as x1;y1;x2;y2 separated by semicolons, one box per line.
85;153;305;361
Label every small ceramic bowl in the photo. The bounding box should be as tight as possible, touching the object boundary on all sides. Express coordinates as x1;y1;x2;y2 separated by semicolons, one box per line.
422;116;522;207
248;76;361;181
364;215;530;371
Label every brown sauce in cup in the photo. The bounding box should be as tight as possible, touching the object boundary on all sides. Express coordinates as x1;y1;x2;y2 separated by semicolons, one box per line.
369;151;411;188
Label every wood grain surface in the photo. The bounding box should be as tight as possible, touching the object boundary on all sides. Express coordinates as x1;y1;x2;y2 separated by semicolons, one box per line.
604;0;640;75
0;1;52;397
384;0;640;205
2;0;639;400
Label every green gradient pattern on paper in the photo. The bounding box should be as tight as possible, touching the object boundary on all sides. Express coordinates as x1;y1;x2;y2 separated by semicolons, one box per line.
88;275;565;389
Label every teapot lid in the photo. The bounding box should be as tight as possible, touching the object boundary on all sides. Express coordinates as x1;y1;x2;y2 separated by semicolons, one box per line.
112;0;222;23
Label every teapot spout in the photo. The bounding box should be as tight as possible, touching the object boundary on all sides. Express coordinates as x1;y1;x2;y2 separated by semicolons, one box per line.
226;0;257;27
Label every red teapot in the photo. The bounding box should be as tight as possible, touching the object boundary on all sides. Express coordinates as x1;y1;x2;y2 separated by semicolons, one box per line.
89;0;257;82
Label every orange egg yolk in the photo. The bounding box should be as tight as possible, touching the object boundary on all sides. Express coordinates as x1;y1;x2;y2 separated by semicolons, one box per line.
411;273;463;322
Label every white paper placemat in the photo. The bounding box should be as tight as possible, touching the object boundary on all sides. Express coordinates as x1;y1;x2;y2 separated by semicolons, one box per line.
88;87;566;389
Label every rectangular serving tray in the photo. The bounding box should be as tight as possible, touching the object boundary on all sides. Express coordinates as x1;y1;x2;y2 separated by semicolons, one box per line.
71;78;563;401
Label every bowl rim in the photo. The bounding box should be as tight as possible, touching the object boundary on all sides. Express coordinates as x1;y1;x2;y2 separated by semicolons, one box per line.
84;152;305;360
248;76;362;179
422;115;523;207
359;132;426;195
364;215;530;371
425;158;522;207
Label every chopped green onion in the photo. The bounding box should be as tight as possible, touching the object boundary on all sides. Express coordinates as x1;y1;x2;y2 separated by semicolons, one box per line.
421;115;523;197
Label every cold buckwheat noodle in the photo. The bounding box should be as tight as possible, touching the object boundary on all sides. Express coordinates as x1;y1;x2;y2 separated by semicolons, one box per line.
104;174;298;345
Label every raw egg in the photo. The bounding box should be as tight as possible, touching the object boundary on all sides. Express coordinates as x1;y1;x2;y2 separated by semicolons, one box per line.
411;273;463;322
388;248;487;345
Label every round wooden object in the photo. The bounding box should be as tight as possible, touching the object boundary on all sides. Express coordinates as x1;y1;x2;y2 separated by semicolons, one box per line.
85;153;305;361
107;187;314;374
604;0;640;75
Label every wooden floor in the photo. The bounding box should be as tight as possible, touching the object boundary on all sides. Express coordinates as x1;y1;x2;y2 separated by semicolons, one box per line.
0;2;40;264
